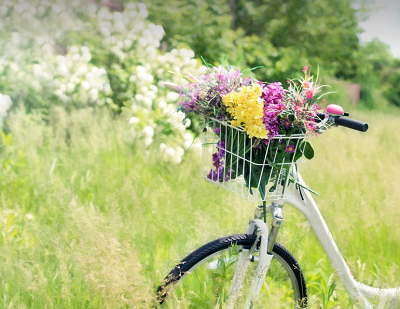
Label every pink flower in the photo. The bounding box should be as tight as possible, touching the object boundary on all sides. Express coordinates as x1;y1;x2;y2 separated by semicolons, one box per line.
302;66;308;74
306;90;314;99
305;121;317;131
303;81;310;89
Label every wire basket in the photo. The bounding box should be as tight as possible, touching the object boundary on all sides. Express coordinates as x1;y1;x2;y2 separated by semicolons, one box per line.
201;118;307;203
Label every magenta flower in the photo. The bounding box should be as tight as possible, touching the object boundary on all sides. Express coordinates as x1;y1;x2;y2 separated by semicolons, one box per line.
286;144;295;154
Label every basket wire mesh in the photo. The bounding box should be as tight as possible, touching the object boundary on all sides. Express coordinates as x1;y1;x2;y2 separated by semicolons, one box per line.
201;118;306;203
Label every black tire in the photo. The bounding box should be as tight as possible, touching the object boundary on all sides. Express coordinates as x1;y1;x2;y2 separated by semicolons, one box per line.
157;234;307;308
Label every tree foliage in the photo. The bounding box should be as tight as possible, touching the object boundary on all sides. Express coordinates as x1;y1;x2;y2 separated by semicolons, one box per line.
144;0;363;83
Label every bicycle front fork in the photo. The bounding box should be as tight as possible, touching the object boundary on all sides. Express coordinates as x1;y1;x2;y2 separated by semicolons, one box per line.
267;203;284;253
250;202;285;253
228;203;285;308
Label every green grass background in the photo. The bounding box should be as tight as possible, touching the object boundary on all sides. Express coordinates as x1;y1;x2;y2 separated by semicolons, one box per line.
1;106;400;308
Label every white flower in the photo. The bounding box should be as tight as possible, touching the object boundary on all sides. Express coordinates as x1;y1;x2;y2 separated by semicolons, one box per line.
143;125;154;137
37;6;46;16
184;140;192;150
87;3;97;15
114;20;125;33
32;80;42;91
97;7;109;19
145;45;157;59
145;74;153;84
55;55;66;65
71;53;80;62
69;46;79;54
0;6;8;16
143;97;152;109
0;94;12;110
158;100;166;109
176;147;184;157
67;82;75;92
125;3;136;11
139;38;148;47
124;39;132;49
14;4;24;14
81;46;91;62
164;146;175;159
100;26;111;37
147;91;156;100
52;4;62;14
133;21;145;33
135;94;143;102
129;117;139;125
11;32;20;45
183;132;193;142
144;137;152;147
184;118;191;128
32;64;42;77
77;65;88;76
81;81;91;90
25;213;34;220
190;142;202;156
138;3;148;18
103;82;111;94
85;72;95;83
166;92;179;102
172;155;182;165
88;88;99;101
178;124;186;132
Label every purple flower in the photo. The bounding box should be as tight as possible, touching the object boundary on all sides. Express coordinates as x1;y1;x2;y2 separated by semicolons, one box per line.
207;168;231;182
261;82;287;139
176;65;250;119
214;127;221;134
286;144;295;154
207;140;230;182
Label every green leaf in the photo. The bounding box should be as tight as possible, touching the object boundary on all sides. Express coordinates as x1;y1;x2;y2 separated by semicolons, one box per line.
162;122;173;135
302;141;314;160
293;149;303;162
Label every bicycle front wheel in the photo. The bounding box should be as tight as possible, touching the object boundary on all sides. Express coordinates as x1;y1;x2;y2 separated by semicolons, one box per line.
157;234;307;308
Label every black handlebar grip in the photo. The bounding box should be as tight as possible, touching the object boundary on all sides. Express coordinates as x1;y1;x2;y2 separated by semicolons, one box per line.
334;116;369;132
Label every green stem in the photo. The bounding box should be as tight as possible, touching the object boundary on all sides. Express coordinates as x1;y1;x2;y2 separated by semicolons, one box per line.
263;200;267;223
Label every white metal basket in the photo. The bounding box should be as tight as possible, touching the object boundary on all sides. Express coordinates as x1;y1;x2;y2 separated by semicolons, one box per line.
201;118;307;203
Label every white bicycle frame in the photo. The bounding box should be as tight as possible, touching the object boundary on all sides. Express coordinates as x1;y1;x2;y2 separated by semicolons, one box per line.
232;167;400;309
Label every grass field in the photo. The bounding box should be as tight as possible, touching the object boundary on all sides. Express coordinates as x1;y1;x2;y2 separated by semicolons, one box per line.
1;106;400;308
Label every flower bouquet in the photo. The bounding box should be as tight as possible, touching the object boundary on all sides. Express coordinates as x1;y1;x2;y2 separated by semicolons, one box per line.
173;65;328;201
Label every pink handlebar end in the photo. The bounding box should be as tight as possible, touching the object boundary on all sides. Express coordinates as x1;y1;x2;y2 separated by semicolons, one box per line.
326;104;344;115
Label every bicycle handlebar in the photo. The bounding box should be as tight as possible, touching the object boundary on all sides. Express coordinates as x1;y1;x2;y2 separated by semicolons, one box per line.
334;116;368;132
316;113;368;132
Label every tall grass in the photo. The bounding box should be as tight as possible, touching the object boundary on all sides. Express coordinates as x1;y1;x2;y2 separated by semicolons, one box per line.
1;106;400;308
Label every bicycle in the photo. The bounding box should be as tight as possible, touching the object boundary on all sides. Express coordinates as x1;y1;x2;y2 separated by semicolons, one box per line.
156;82;400;308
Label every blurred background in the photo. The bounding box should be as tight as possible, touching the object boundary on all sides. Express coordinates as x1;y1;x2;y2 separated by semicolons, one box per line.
1;0;400;308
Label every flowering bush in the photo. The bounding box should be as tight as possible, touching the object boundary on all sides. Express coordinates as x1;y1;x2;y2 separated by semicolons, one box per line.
175;65;328;199
0;0;201;164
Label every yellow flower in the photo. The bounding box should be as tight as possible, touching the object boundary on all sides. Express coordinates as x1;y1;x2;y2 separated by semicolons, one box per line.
223;83;269;139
